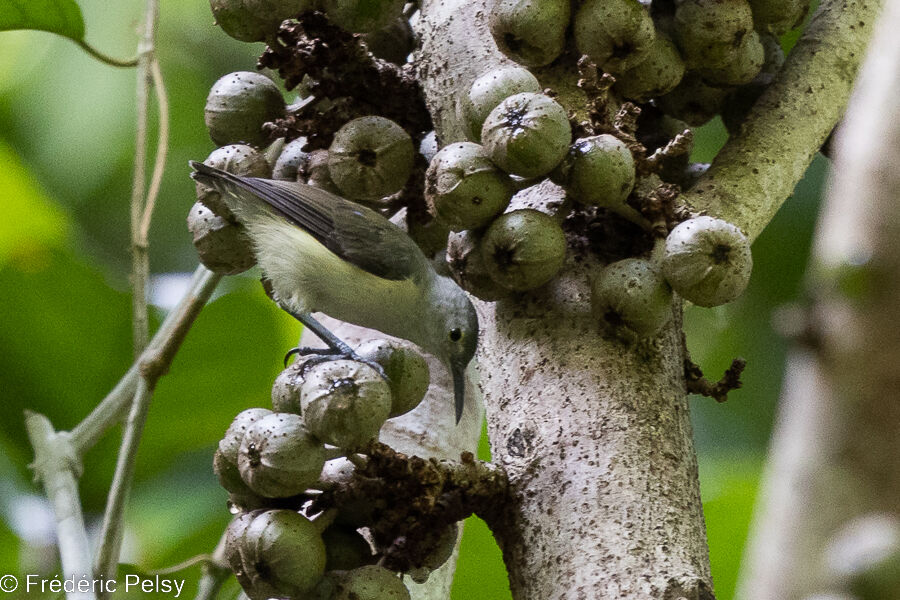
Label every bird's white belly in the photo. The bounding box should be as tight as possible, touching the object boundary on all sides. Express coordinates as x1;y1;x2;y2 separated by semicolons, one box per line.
247;216;422;337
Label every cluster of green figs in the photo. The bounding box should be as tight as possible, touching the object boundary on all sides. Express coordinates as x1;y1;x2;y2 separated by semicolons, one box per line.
189;0;807;596
189;0;790;342
215;339;442;599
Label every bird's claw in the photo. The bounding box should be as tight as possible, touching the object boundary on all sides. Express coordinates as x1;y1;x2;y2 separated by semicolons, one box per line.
283;346;342;368
284;347;388;382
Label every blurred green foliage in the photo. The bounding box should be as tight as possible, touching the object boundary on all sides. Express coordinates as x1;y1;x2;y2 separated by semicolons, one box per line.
0;2;827;598
0;0;87;42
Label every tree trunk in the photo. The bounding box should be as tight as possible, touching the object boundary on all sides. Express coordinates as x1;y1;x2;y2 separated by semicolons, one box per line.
414;2;714;598
736;2;900;597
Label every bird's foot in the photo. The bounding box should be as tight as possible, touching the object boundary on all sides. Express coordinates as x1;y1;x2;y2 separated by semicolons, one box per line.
284;346;388;381
283;345;342;367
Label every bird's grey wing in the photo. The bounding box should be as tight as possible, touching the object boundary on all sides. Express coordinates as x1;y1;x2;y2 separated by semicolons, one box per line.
190;162;427;281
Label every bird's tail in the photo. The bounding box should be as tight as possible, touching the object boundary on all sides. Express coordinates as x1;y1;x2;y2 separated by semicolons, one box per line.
190;160;279;225
189;160;244;190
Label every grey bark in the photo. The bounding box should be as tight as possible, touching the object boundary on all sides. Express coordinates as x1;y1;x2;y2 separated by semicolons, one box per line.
736;2;900;597
414;2;713;598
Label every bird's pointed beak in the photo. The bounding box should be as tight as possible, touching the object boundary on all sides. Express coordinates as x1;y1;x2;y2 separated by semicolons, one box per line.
451;361;466;424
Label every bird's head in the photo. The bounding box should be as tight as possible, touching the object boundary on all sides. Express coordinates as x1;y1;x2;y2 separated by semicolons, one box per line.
425;275;479;423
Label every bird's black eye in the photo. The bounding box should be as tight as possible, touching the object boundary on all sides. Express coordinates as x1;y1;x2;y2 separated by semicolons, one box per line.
449;328;462;342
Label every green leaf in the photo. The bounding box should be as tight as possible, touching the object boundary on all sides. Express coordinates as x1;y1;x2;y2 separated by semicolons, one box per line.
0;0;86;41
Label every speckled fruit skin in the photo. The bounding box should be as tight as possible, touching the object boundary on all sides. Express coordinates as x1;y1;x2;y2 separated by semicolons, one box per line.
328;116;414;201
224;511;262;594
324;0;406;33
319;458;376;527
552;135;636;208
481;209;567;291
196;144;271;220
332;565;411;600
425;142;513;231
214;447;254;495
673;0;756;70
361;17;415;63
209;0;280;43
481;92;572;178
210;0;315;42
699;30;765;87
407;212;450;258
322;524;375;571
239;510;327;598
237;413;326;498
574;0;657;74
720;32;785;134
187;202;256;275
446;230;511;301
300;360;392;449
205;71;285;148
614;36;685;102
591;258;673;339
419;131;439;163
489;0;570;67
748;0;809;35
458;66;541;142
408;522;459;583
270;355;323;414
655;72;730;126
272;137;310;181
661;216;753;307
355;339;430;417
219;408;274;467
306;149;342;193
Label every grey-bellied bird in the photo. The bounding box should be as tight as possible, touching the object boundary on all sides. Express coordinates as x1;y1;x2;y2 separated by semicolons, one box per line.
190;161;478;422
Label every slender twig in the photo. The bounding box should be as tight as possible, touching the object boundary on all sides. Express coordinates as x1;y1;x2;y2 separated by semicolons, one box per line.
71;266;222;456
74;39;138;68
94;378;155;589
129;0;160;357
194;533;230;600
25;412;96;600
150;554;212;576
609;204;653;231
140;57;169;240
23;265;219;600
72;364;140;455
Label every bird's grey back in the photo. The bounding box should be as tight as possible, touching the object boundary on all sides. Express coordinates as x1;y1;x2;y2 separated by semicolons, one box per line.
190;161;431;282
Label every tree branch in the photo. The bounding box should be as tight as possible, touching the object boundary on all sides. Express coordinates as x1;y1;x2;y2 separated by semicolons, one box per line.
737;2;900;596
679;0;883;241
70;265;222;456
194;533;230;600
94;377;155;594
139;57;169;241
25;412;96;600
415;3;713;598
684;357;746;403
129;0;158;357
